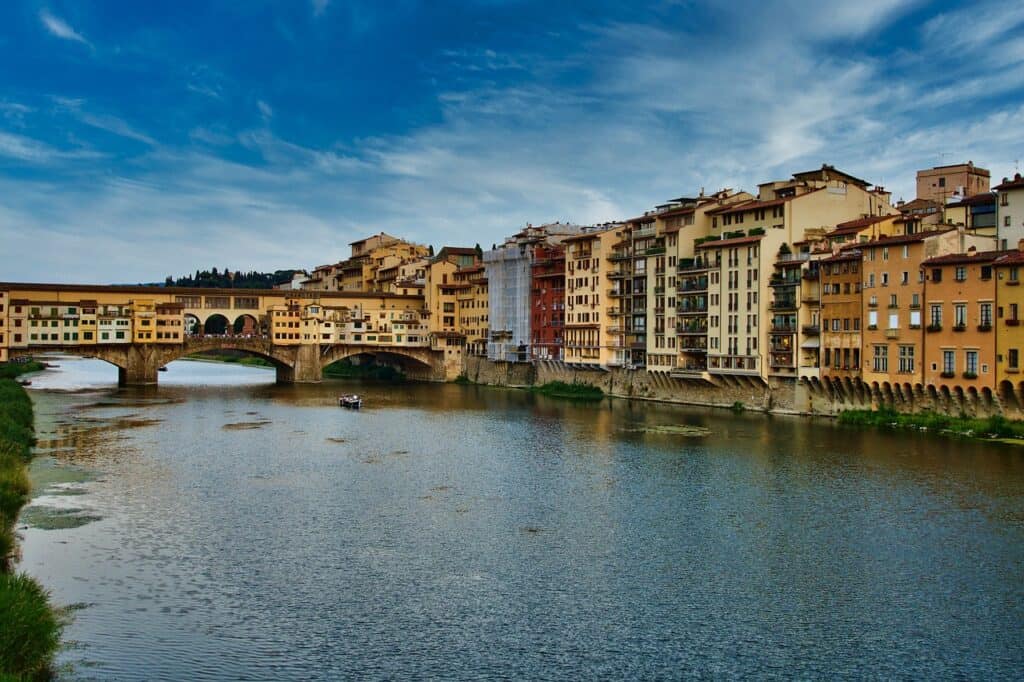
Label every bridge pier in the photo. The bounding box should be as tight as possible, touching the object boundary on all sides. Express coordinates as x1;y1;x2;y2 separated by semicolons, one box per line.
276;344;321;384
118;346;161;386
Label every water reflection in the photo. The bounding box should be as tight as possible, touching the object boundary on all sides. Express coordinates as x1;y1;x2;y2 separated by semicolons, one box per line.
15;356;1024;679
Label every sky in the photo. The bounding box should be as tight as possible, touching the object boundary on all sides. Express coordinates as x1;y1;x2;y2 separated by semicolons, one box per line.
1;0;1023;283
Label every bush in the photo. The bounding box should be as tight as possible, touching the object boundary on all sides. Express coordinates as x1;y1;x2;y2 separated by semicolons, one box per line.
0;573;63;679
531;381;604;400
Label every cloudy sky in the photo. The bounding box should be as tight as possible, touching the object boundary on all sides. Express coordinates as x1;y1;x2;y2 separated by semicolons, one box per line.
1;1;1023;283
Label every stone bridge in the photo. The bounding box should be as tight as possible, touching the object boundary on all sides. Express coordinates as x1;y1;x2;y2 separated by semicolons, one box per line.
11;336;453;385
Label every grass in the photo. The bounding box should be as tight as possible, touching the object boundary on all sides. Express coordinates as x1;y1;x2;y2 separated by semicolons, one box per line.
0;373;63;679
530;381;604;401
837;408;1024;440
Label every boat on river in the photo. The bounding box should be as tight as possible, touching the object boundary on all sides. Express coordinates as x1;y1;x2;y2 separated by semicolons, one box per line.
17;380;31;386
339;394;362;409
158;366;168;372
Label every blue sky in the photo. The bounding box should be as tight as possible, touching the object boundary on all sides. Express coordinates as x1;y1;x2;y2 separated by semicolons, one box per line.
1;1;1023;283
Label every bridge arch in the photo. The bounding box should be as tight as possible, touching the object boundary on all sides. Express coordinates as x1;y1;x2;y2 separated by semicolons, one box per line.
202;313;230;336
232;314;260;336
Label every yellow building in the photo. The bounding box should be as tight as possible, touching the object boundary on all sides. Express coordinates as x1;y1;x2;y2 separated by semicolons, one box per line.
563;226;620;366
453;264;489;357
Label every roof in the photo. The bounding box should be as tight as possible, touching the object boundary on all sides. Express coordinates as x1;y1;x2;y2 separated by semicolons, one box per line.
0;282;425;300
947;193;996;208
696;235;765;249
456;264;485;274
561;226;618;243
898;197;939;213
995;173;1024;191
820;250;861;264
857;228;956;248
833;215;894;231
922;250;1010;267
791;164;871;188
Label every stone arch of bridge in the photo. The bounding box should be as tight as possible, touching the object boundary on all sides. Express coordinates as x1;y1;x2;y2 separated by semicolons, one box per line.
320;345;434;372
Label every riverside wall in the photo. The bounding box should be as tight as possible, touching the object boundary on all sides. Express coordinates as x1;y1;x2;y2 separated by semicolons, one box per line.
461;356;1010;418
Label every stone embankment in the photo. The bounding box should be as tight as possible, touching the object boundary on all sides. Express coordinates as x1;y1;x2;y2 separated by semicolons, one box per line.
462;356;1008;418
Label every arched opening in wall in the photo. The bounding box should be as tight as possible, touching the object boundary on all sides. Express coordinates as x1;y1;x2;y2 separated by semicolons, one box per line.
203;314;230;337
184;314;201;337
953;386;966;411
927;384;939;402
903;383;914;406
999;381;1017;411
233;314;260;338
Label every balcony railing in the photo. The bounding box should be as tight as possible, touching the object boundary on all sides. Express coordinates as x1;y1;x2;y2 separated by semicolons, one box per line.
801;324;820;335
885;328;899;339
707;354;760;374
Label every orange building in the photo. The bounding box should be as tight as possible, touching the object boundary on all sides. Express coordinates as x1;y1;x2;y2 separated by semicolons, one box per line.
920;249;1002;392
819;250;863;379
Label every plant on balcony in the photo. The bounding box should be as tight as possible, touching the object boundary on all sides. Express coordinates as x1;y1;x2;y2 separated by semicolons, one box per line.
940;371;955;378
926;323;942;332
778;242;791;255
867;324;878;330
962;371;978;380
977;324;992;332
1008;319;1021;326
749;227;766;236
953;324;967;332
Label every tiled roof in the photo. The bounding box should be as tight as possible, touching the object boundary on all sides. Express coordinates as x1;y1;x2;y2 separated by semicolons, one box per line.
995;174;1024;191
696;234;765;249
922;250;1011;266
857;227;956;247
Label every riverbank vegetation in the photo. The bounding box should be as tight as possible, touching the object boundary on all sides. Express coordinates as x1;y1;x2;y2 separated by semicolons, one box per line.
186;351;274;368
323;359;405;382
531;381;604;401
838;409;1024;441
0;365;63;679
0;361;45;380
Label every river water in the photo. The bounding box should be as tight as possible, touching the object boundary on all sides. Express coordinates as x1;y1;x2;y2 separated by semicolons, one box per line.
15;355;1024;679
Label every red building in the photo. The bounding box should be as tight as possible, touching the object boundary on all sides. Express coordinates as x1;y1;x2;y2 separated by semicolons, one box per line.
530;243;567;360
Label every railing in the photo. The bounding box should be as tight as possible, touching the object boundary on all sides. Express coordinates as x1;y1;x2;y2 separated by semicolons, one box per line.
801;324;820;335
769;300;798;310
771;324;797;333
885;328;899;339
776;252;810;263
707;354;760;374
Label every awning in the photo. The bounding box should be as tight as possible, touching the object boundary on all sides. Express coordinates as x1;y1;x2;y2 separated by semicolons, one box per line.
800;338;821;349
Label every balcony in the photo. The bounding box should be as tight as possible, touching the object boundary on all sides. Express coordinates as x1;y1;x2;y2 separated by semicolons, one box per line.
802;269;820;281
1007;319;1021;327
678;258;710;273
927;323;942;333
885;328;899;339
677;323;708;335
801;324;820;335
978;323;993;332
607;271;628;280
645;247;666;256
769;277;801;288
677;304;709;316
953;324;967;332
771;324;796;333
632;225;655;239
801;294;819;305
707;354;760;375
609;252;633;262
776;252;810;263
769;300;798;311
678;277;709;292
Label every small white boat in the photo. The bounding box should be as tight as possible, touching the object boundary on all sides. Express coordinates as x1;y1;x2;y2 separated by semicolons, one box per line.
339;394;362;409
158;366;168;372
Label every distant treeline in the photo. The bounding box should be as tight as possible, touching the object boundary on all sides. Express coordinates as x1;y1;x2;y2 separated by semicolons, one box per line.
164;268;301;289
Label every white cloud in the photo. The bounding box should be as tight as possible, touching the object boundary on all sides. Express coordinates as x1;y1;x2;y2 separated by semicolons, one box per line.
311;0;330;16
257;100;273;121
39;9;90;46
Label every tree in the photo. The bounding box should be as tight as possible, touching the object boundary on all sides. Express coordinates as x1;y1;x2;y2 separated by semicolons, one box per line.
474;243;483;259
428;245;435;257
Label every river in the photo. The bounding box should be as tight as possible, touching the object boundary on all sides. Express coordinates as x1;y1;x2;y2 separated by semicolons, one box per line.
16;355;1024;679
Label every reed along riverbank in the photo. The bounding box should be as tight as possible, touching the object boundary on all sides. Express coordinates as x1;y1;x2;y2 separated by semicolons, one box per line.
0;363;62;680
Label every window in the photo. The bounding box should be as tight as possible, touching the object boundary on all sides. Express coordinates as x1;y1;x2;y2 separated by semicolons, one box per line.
898;345;914;373
881;272;889;286
955;266;966;282
965;350;979;376
1010;349;1019;370
868;310;878;328
1006;216;1012;227
954;304;967;328
943;350;955;375
930;304;942;327
1012;303;1020;322
932;268;942;282
980;303;993;327
1012;267;1020;283
981;266;992;280
873;345;888;372
901;271;909;285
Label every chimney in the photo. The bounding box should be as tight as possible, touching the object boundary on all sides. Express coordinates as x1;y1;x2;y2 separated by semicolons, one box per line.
967;245;977;256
